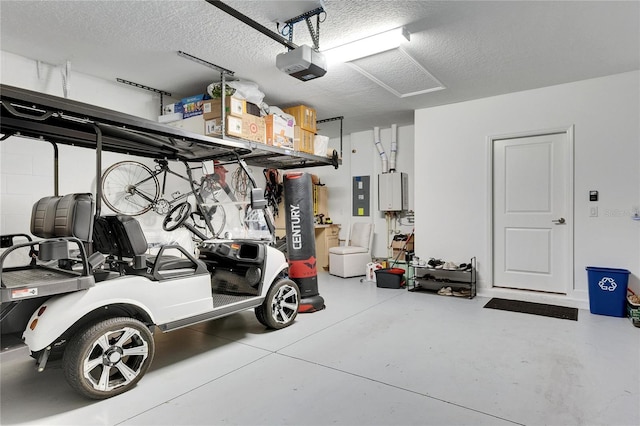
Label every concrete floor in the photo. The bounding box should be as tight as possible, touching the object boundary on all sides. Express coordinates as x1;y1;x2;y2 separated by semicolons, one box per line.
1;271;639;425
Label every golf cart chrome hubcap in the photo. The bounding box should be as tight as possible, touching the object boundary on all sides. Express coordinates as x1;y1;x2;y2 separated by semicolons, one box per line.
103;347;123;365
83;326;149;392
271;284;298;324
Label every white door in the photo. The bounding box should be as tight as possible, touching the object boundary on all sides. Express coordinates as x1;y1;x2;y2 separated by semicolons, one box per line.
493;132;571;293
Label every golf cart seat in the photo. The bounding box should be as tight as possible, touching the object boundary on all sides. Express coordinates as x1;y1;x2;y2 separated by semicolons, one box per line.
93;215;207;280
1;193;94;270
30;193;94;262
31;193;94;241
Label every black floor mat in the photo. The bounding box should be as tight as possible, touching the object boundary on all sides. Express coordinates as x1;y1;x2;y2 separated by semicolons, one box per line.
484;298;578;321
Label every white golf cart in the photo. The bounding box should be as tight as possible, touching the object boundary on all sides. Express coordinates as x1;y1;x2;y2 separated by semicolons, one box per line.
0;85;335;399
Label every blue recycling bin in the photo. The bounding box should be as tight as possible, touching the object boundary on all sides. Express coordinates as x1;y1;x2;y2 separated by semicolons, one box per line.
586;267;630;317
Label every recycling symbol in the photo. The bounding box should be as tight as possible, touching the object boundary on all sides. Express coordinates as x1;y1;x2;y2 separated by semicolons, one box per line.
598;277;617;291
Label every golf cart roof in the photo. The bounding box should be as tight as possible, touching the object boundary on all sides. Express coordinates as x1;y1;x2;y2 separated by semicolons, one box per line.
0;84;338;169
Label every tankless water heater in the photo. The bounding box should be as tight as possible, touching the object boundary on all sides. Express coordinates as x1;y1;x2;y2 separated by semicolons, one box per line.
378;172;408;211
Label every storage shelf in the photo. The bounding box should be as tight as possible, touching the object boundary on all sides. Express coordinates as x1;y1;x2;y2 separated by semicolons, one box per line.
408;257;477;299
0;84;340;170
234;138;339;169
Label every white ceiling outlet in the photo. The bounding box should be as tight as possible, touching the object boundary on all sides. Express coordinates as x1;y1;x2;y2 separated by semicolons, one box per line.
348;48;445;98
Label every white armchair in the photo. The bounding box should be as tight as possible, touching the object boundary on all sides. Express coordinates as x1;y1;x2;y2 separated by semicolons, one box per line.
328;222;374;278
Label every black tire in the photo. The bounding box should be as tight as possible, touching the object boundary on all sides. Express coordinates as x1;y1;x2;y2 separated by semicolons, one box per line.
102;161;159;216
255;279;299;329
62;317;155;399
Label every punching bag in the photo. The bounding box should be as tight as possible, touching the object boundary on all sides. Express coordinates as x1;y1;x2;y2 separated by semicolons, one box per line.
283;172;325;312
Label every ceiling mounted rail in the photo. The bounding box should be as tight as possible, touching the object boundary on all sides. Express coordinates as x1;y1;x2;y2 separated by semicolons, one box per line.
177;50;235;76
116;78;171;97
116;78;172;115
280;7;326;50
205;0;298;51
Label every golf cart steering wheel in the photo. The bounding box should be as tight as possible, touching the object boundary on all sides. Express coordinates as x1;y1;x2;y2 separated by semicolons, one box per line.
163;202;192;232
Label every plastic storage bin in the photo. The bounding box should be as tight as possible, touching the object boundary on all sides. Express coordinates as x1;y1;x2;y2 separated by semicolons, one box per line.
627;290;640;327
375;268;405;289
586;266;630;317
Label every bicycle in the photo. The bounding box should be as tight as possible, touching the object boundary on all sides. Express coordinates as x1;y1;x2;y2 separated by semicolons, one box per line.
101;159;227;236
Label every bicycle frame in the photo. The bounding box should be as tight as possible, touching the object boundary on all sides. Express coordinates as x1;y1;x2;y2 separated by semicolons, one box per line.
126;160;202;213
155;160;198;200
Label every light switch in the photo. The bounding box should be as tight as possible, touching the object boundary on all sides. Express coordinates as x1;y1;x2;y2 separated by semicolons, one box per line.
589;206;598;217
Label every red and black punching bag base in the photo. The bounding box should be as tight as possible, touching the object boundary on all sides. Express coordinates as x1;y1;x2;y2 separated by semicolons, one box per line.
299;295;326;313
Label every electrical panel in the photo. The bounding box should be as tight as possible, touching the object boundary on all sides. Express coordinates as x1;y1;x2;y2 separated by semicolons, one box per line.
352;176;370;216
378;172;408;211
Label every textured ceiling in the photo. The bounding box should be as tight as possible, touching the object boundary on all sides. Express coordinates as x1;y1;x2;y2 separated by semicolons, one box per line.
1;0;638;137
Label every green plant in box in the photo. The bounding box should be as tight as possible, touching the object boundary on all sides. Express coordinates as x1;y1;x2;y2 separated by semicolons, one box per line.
208;83;236;98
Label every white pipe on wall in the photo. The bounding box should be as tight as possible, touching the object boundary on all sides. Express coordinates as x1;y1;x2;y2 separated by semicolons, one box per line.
389;124;398;172
373;126;388;173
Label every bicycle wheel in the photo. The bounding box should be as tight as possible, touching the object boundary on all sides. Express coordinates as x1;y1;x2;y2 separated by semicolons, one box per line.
101;161;160;216
193;203;227;239
196;189;227;238
194;180;227;238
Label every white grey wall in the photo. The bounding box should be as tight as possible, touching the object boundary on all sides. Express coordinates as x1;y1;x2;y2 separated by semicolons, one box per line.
414;71;640;304
297;125;415;259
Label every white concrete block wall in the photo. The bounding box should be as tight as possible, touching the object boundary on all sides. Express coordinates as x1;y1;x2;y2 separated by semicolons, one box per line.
0;50;173;234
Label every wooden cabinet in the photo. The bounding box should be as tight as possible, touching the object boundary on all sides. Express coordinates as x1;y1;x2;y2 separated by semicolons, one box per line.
274;185;329;229
274;224;340;271
315;224;340;270
313;185;328;217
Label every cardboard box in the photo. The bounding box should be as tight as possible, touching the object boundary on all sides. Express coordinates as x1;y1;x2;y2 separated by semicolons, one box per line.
225;115;244;138
294;126;315;153
265;114;294;148
205;116;243;138
202;97;245;120
204;118;222;136
206;115;266;144
283;105;316;133
242;114;267;144
181;94;210;118
240;115;266;143
391;239;414;259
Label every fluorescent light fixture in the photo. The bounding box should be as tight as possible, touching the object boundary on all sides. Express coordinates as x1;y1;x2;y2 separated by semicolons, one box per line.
323;27;410;64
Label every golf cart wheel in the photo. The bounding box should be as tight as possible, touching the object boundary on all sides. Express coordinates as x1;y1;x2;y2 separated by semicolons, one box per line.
62;317;155;399
255;279;300;329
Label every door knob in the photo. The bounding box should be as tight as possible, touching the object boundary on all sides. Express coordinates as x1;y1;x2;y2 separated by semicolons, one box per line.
552;218;566;224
